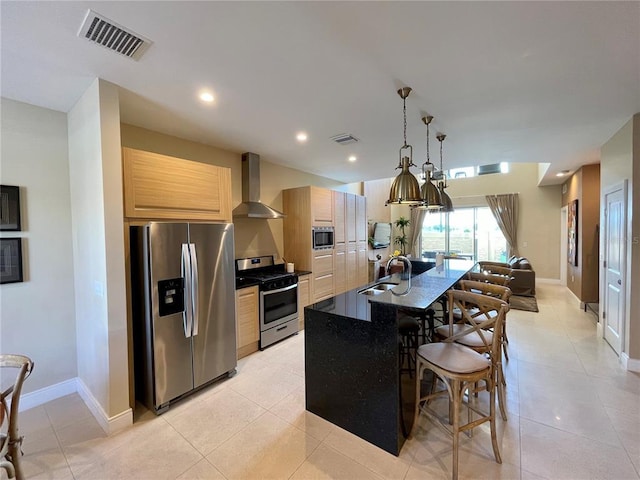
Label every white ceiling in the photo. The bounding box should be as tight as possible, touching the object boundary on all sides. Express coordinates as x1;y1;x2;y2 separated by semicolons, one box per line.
2;1;639;186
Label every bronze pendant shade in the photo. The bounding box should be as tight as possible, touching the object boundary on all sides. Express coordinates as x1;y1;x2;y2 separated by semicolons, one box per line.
421;176;443;209
388;156;422;204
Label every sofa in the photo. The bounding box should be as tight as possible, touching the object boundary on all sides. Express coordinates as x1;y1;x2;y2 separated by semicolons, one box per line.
478;256;536;296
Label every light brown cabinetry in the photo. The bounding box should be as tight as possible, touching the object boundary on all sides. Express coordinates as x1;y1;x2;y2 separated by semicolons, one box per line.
312;251;334;301
122;147;232;222
297;274;311;330
311;187;334;224
284;186;366;300
356;195;368;286
333;191;347;294
235;286;259;359
343;193;368;292
283;186;335;302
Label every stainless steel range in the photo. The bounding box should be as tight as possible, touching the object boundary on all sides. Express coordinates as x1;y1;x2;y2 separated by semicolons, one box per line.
236;256;298;349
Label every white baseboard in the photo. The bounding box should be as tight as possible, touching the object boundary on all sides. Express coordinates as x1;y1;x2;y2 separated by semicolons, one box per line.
76;377;132;435
596;321;604;338
20;377;132;435
537;277;561;284
566;288;582;308
20;378;77;412
621;353;640;372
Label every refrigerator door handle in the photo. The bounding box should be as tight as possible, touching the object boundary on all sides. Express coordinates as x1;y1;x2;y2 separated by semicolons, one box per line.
189;243;199;336
181;243;193;338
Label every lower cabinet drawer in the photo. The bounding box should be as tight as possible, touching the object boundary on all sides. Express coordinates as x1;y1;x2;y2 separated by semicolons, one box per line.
313;273;334;300
313;252;334;275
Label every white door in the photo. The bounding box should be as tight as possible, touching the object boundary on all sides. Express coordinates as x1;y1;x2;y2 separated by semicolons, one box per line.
603;183;627;355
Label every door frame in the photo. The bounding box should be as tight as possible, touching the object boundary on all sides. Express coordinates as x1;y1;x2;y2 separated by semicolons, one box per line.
601;180;628;354
560;205;568;286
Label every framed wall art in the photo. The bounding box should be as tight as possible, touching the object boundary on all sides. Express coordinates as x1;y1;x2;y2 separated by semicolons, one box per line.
0;185;21;231
0;237;23;284
568;199;578;266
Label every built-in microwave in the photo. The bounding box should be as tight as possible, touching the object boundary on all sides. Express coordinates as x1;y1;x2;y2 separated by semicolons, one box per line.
312;226;334;250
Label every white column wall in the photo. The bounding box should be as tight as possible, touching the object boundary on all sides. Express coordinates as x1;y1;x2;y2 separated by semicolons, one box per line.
67;79;130;422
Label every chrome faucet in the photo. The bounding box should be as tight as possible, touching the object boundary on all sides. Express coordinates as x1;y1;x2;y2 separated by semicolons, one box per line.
386;254;412;295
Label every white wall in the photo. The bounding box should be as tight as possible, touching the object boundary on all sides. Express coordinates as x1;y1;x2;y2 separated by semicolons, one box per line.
0;98;77;393
68;79;130;421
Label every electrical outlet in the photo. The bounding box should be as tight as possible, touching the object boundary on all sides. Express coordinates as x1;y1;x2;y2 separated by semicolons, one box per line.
522;241;528;248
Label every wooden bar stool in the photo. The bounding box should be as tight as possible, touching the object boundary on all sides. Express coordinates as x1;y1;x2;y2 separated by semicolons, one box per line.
411;290;508;480
1;354;34;480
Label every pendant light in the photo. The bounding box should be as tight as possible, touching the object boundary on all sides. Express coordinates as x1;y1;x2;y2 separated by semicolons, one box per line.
437;133;454;213
386;87;423;205
418;115;443;210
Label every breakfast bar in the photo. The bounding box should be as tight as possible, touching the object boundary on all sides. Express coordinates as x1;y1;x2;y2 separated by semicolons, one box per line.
304;259;474;456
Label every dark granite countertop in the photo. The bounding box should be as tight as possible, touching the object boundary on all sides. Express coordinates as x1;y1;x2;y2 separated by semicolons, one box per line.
307;259;475;319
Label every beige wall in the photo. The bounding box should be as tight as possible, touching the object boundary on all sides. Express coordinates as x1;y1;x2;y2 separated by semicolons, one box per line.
120;124;344;261
407;163;562;279
68;79;130;422
0;98;77;394
561;164;600;302
600;114;639;361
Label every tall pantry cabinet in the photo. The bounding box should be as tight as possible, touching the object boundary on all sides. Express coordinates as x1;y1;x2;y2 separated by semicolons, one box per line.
283;186;367;306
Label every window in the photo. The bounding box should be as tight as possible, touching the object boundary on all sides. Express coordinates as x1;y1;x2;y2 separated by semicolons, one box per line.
420;211;446;259
420;207;507;262
447;162;509;179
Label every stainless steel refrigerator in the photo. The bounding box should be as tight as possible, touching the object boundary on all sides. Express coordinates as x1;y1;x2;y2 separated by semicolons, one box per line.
131;222;237;414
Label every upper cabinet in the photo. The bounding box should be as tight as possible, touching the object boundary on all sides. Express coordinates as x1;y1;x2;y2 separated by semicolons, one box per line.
311;186;334;225
122;147;232;222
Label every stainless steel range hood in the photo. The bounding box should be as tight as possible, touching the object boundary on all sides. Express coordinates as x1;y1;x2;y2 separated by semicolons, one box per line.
232;152;286;219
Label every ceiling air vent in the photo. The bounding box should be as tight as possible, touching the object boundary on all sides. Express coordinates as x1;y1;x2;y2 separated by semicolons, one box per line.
330;133;359;146
78;10;152;60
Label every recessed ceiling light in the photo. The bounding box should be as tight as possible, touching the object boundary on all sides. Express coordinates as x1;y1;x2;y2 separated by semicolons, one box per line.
556;170;570;177
199;92;214;103
348;156;357;162
296;132;308;142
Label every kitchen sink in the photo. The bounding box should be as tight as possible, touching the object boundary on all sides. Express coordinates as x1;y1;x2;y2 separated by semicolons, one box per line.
358;282;399;295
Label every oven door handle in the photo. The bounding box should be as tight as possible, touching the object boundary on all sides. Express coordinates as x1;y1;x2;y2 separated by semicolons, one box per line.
261;283;298;296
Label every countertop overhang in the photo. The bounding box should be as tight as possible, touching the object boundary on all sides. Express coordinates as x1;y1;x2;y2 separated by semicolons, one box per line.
307;258;475;320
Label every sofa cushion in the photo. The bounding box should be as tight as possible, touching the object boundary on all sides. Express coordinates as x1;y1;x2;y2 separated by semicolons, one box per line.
519;259;532;270
508;256;520;268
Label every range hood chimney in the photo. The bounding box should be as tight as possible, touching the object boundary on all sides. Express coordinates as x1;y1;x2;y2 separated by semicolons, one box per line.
232;152;286;219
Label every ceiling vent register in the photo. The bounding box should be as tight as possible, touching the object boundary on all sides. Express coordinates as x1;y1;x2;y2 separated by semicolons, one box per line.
330;134;359;145
78;10;152;60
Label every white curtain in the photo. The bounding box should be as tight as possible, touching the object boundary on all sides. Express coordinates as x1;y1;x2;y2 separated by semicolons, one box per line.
409;208;427;258
486;193;519;257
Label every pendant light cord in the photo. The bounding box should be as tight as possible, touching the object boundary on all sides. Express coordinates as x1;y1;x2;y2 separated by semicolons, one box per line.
402;95;407;148
438;134;447;187
426;121;430;164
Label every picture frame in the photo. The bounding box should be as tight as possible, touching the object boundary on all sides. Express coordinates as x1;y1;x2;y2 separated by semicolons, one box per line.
568;199;578;267
0;185;21;231
0;237;24;284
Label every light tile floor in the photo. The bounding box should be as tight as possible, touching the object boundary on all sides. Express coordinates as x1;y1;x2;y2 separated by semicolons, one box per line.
12;284;640;479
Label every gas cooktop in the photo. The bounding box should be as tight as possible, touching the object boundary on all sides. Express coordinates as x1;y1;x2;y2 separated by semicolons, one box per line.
235;255;296;289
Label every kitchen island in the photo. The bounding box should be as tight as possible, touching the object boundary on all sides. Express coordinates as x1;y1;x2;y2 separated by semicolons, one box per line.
304;259;474;456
